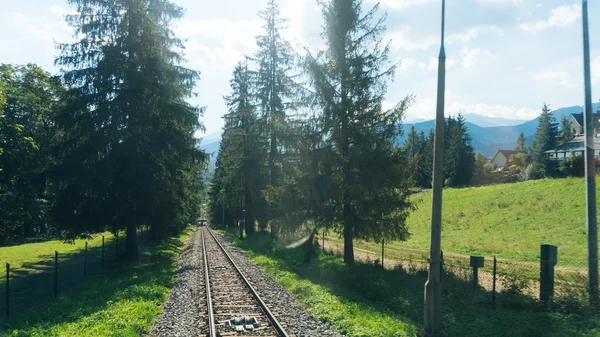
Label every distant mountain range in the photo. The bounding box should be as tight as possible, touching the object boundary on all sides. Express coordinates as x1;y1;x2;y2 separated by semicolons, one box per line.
199;103;600;164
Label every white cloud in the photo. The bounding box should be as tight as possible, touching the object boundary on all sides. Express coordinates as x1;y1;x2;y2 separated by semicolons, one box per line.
533;71;579;88
387;25;438;51
388;25;503;51
426;56;458;71
459;46;494;68
280;0;315;49
593;57;600;85
478;0;523;5
49;5;76;16
400;58;418;70
520;4;581;34
446;102;538;120
447;26;503;44
364;0;434;10
10;10;73;43
175;18;262;72
408;95;539;121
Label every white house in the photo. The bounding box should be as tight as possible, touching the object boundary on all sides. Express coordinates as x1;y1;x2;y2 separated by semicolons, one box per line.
545;135;600;161
567;112;584;136
491;150;524;170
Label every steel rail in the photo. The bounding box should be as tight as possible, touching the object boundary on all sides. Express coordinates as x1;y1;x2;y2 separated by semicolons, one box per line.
201;230;217;337
205;227;290;337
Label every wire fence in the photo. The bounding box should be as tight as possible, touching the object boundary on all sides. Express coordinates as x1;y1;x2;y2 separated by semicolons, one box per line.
321;234;592;311
0;230;147;318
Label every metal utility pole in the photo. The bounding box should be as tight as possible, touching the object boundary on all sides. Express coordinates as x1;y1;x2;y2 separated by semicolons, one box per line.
419;1;447;336
581;0;599;306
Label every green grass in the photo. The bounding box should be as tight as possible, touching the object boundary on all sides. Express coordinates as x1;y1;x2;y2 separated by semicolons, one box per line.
0;232;125;316
0;232;116;272
400;177;598;266
0;226;195;337
223;229;600;337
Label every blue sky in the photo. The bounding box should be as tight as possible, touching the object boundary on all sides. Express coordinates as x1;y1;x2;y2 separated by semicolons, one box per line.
1;0;599;137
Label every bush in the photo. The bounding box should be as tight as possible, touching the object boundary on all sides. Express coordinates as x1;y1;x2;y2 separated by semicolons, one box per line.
526;164;543;180
559;152;585;177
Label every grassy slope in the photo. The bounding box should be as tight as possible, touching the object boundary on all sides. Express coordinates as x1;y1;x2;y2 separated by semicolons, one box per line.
222;229;600;337
0;233;116;271
0;227;195;337
401;177;595;265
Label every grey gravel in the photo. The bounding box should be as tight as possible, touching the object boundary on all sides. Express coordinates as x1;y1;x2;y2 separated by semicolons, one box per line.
212;230;345;337
149;231;205;337
150;228;343;337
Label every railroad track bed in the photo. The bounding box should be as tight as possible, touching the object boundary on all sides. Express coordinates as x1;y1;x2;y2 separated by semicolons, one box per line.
152;227;343;337
201;228;288;337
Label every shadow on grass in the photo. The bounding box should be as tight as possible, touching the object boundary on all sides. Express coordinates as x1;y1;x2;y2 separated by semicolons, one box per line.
0;229;184;320
224;229;600;337
0;229;191;336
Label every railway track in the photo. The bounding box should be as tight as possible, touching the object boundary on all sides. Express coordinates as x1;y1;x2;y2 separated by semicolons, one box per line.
200;227;290;337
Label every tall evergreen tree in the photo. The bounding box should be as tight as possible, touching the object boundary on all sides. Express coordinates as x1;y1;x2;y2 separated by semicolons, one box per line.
404;126;425;187
253;0;297;237
529;103;558;177
221;61;265;235
54;0;206;259
444;114;475;187
515;132;527;151
417;129;435;188
306;0;414;264
559;115;575;145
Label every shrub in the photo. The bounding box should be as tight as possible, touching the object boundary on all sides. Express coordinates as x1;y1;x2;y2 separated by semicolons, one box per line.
559;151;585;177
526;164;543;180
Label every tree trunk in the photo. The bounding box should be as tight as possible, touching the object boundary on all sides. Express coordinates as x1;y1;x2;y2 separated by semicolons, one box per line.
342;121;354;264
244;189;255;234
343;213;354;264
123;223;139;261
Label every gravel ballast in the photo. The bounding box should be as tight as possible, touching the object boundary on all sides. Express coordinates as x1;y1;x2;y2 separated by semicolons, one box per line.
150;230;206;337
211;230;344;337
151;228;344;337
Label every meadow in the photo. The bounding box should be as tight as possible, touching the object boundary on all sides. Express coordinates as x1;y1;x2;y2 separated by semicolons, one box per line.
394;177;595;266
223;229;600;337
0;227;194;336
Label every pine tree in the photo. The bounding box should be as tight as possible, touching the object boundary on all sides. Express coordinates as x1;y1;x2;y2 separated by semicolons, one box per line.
221;61;265;235
404;126;425;187
306;0;414;264
253;0;298;237
54;0;206;259
559;115;574;145
529;103;558;177
417;129;435;188
515;132;527;151
444;114;475;187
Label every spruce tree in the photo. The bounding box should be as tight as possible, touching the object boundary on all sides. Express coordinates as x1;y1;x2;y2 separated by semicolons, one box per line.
529;103;558;177
444;114;475;187
559;115;574;145
253;0;298;237
515;132;527;151
404;125;425;187
418;129;435;188
54;0;206;259
221;60;265;235
306;0;414;264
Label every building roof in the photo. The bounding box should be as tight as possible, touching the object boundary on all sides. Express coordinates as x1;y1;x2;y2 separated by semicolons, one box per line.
571;112;584;126
492;149;525;163
544;135;600;153
495;150;524;159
